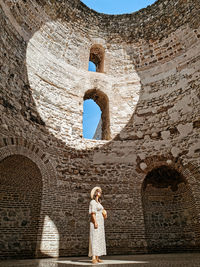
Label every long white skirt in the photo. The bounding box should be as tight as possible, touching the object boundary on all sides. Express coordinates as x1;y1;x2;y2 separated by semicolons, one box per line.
88;213;106;257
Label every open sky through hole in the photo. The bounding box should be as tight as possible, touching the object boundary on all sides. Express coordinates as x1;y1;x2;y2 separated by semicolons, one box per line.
83;1;157;139
83;100;101;139
83;61;101;139
81;0;157;15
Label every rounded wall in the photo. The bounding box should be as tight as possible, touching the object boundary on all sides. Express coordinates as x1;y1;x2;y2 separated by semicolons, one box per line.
0;0;200;258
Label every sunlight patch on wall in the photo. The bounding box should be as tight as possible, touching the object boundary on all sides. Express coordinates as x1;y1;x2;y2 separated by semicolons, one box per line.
40;215;59;257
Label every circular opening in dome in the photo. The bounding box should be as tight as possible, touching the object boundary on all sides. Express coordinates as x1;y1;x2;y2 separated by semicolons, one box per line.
81;0;157;15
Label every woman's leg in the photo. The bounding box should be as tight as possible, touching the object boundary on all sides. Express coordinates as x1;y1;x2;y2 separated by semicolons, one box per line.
96;256;103;263
92;255;98;264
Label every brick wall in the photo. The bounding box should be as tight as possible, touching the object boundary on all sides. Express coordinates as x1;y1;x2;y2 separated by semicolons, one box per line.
0;0;199;259
142;165;200;252
0;155;42;259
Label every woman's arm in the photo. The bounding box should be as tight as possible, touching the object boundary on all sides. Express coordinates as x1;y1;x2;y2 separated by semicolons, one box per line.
91;212;98;229
102;209;107;219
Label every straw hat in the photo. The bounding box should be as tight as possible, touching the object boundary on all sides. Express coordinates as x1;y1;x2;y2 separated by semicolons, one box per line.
90;186;102;199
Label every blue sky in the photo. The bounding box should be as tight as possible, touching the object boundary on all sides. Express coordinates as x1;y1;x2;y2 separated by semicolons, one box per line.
83;99;101;139
81;0;156;15
83;1;156;139
83;62;100;140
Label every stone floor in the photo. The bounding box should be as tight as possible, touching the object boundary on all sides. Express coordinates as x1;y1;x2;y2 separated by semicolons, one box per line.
1;253;200;267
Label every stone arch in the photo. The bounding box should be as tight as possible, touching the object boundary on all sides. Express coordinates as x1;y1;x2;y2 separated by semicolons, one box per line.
138;156;200;203
83;89;110;140
0;137;57;259
0;154;42;259
89;44;105;73
141;164;200;253
0;137;57;188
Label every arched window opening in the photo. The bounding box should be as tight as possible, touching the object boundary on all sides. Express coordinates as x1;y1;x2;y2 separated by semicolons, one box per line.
83;99;101;139
83;89;110;140
88;61;97;72
142;165;200;253
89;44;105;73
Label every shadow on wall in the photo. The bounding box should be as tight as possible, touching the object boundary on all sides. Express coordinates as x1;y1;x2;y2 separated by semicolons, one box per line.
142;165;200;253
0;0;200;261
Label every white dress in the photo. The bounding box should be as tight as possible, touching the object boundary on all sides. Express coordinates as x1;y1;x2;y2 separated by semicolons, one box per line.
88;199;107;257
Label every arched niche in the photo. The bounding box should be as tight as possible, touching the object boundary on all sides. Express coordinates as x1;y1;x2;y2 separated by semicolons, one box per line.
83;89;110;140
142;165;200;253
0;155;43;259
89;44;105;73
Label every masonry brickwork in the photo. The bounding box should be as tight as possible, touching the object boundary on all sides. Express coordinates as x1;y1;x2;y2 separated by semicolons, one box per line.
0;0;200;259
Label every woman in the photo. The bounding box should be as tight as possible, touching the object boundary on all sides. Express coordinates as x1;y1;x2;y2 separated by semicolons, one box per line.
88;186;107;264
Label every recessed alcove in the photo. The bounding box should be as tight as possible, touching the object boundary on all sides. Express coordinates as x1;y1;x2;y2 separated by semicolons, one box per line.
0;155;42;259
142;165;200;253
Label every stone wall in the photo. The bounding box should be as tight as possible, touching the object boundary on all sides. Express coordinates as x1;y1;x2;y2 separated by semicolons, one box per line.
142;165;199;252
0;0;200;259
